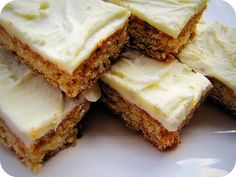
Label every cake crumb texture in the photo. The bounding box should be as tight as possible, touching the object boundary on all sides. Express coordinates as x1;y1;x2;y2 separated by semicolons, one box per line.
127;10;204;61
0;24;128;97
100;82;208;151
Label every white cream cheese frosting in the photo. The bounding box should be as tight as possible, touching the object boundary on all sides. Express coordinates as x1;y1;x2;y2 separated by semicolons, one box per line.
0;48;86;147
108;0;207;38
178;21;236;93
82;82;101;102
101;50;212;131
0;0;130;74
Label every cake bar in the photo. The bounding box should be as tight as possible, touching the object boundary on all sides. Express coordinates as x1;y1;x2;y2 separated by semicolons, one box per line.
0;0;130;97
108;0;207;61
0;48;90;172
178;21;236;115
100;50;212;150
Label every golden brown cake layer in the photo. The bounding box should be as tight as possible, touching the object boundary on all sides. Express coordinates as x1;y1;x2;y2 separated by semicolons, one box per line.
209;78;236;115
0;23;128;97
127;10;204;61
0;99;90;172
100;82;209;151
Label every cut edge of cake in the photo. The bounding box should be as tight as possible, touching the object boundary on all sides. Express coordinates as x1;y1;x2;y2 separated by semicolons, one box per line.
100;82;211;150
127;9;205;62
0;23;128;98
208;77;236;115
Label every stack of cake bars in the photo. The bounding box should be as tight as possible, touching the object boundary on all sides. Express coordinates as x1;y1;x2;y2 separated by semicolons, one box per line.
0;0;235;172
0;0;130;171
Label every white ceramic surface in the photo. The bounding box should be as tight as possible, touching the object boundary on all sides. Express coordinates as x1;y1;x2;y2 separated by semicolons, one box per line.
0;0;236;177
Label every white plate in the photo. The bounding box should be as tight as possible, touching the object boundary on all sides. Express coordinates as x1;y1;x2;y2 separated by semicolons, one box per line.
0;0;236;177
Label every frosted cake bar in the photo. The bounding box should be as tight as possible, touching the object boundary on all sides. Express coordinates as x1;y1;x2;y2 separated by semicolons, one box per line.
108;0;207;61
179;21;236;114
0;0;130;97
100;50;212;150
0;48;90;171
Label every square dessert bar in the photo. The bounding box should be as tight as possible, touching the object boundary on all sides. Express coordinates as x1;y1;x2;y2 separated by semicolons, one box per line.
179;21;236;115
100;50;212;150
0;48;90;172
108;0;207;61
0;0;130;97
